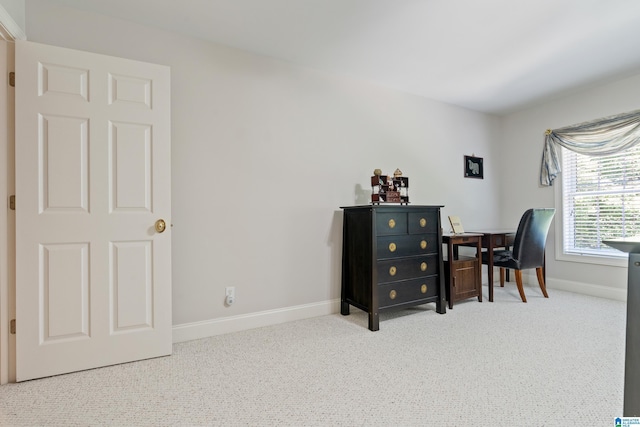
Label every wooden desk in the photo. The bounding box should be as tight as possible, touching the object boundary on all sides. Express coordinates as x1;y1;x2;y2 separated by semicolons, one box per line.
467;230;515;302
443;233;483;308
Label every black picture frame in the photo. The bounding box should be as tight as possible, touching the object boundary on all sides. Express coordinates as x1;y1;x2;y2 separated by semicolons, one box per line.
464;155;483;179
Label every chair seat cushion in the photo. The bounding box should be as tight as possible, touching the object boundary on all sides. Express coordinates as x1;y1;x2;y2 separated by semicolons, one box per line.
482;249;520;269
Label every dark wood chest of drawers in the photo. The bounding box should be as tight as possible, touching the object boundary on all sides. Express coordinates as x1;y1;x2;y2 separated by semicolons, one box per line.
340;205;446;331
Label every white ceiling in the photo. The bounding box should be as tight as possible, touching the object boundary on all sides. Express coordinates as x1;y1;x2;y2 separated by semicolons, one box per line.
52;0;640;115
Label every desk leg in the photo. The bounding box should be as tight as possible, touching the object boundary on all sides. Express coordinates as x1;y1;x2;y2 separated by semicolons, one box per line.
505;242;510;284
448;242;455;309
476;240;482;302
488;243;494;302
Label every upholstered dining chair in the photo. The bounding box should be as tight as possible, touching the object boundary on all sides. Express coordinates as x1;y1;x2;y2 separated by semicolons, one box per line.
482;208;555;302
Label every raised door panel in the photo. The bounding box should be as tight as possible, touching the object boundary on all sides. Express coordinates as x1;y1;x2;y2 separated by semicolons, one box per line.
40;243;89;341
109;122;151;212
39;115;89;212
452;258;480;298
111;241;152;331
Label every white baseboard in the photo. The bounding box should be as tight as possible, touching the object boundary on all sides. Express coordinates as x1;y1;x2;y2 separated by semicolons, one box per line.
172;299;341;343
173;275;627;343
522;273;626;302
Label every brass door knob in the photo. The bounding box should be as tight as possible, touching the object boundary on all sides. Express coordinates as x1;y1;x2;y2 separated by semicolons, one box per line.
155;219;167;233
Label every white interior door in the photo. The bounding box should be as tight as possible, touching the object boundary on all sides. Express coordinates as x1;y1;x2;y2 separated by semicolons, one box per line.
15;40;172;382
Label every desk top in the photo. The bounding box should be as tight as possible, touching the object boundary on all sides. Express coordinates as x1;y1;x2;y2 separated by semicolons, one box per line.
467;229;515;235
443;233;484;238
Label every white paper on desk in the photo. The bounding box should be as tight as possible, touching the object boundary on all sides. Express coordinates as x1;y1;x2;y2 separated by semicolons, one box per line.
448;215;465;234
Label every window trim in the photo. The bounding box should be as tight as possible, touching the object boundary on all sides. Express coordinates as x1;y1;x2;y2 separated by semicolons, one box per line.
553;157;627;268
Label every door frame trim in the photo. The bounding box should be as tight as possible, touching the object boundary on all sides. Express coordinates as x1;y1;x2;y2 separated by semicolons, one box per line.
0;2;22;385
0;40;14;385
0;40;7;386
0;5;25;42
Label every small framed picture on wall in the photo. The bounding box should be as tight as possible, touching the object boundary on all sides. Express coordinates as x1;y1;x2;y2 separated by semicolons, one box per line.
464;155;483;179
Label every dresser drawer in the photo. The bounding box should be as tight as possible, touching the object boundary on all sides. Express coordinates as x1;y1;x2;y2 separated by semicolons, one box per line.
377;234;438;259
377;255;438;283
378;276;440;308
375;212;407;235
408;210;438;234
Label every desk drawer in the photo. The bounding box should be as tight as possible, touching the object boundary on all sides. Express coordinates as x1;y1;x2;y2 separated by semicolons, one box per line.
377;234;438;259
490;234;515;247
377;255;438;283
378;276;439;308
492;235;506;247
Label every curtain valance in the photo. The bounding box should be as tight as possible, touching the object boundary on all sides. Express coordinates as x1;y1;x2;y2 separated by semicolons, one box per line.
540;109;640;186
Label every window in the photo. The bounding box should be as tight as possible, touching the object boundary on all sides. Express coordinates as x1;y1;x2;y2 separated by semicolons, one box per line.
560;144;640;261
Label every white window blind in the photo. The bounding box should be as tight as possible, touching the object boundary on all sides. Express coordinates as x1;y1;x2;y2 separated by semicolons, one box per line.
561;145;640;258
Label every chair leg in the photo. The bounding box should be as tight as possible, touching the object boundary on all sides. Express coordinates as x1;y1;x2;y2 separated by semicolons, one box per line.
514;270;527;302
499;268;505;287
536;267;549;298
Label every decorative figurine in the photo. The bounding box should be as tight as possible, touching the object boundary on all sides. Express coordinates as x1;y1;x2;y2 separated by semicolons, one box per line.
370;169;409;205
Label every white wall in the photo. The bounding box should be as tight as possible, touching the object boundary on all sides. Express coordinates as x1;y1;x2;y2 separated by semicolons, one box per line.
499;76;640;300
25;1;502;336
0;0;24;35
22;0;638;340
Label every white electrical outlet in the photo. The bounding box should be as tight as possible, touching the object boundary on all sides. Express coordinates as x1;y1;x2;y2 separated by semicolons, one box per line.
225;287;235;305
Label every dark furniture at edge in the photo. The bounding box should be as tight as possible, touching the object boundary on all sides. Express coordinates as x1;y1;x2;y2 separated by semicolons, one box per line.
340;205;446;331
602;238;640;417
443;233;483;308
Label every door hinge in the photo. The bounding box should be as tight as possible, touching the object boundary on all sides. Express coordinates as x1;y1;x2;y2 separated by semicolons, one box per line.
10;319;15;334
9;195;15;210
9;72;14;87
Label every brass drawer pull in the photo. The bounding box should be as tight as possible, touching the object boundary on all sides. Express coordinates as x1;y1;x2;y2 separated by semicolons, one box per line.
419;218;427;228
420;240;427;249
421;284;428;294
389;242;397;252
420;262;427;272
389;290;397;300
389;266;397;276
388;219;396;229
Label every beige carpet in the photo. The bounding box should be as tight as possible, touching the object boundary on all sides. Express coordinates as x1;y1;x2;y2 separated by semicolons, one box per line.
0;285;626;426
